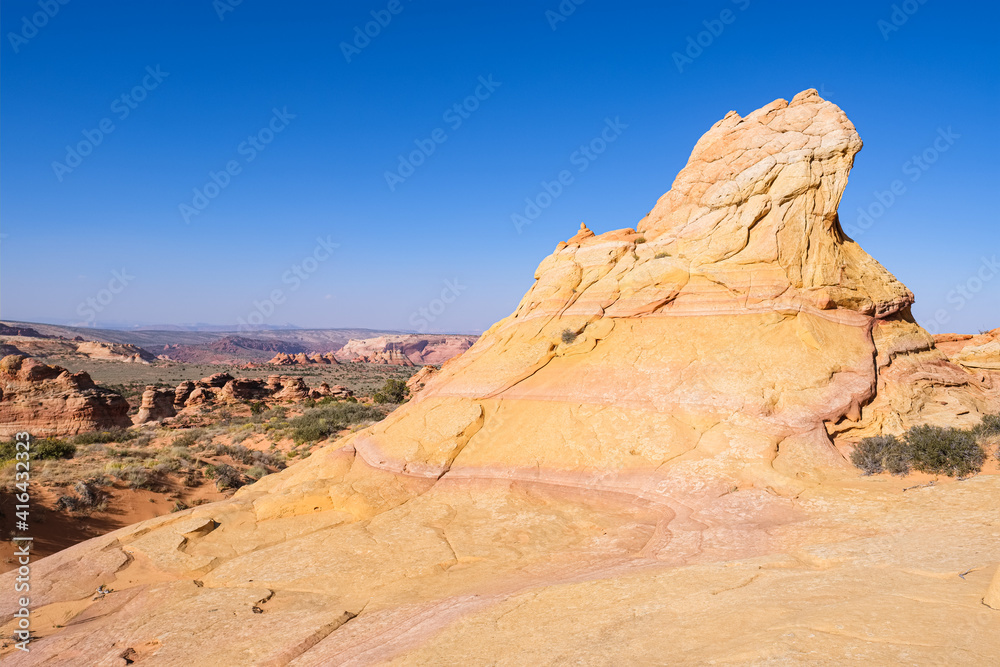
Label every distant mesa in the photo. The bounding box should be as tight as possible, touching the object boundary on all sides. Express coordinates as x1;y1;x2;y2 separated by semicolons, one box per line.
0;323;51;338
76;341;156;364
264;335;477;367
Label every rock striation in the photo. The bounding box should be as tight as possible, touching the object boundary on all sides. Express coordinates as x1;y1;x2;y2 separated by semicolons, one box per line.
76;341;156;364
335;334;476;365
3;91;999;664
0;355;131;437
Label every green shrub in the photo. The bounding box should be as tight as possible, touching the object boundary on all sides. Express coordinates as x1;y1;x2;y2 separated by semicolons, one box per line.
850;435;910;475
635;237;646;244
905;425;985;477
172;429;206;448
283;402;383;443
0;439;76;461
72;428;135;445
850;416;995;478
246;465;269;480
34;439;77;460
654;252;670;259
373;379;408;405
206;463;243;490
975;413;1000;437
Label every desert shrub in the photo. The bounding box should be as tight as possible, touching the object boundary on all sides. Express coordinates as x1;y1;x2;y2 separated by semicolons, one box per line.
373;378;408;404
635;237;646;244
654;252;670;259
172;429;205;448
246;465;269;480
114;465;151;489
172;500;189;513
975;413;1000;438
55;495;80;512
905;425;985;477
248;401;266;415
33;439;77;460
206;463;243;490
74;481;96;507
230;430;251;445
560;329;578;345
284;403;384;443
72;428;136;445
0;438;76;461
850;435;910;475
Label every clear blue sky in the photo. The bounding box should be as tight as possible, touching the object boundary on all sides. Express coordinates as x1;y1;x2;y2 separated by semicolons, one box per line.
2;0;997;334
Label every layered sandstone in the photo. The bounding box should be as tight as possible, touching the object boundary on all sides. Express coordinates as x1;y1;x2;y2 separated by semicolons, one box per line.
0;355;131;437
76;341;156;364
133;387;177;424
3;91;999;665
268;351;339;365
335;334;476;365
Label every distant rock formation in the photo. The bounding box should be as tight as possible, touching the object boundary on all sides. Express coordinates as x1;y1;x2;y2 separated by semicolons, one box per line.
165;373;353;412
0;323;51;338
209;336;307;355
334;335;475;365
76;341;156;364
0;354;131;437
134;387;177;424
268;352;339;365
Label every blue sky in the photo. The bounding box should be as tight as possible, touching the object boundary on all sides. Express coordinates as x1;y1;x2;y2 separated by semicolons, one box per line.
2;0;997;334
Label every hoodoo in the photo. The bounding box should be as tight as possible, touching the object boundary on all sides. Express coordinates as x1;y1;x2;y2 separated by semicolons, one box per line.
3;91;999;665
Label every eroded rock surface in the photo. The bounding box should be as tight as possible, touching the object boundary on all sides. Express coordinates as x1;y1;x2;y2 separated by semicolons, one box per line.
0;355;131;437
3;91;999;665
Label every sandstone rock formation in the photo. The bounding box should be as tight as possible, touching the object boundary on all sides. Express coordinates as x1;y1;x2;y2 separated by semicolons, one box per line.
3;91;999;664
76;341;156;364
334;334;476;365
0;355;131;437
268;351;339;365
134;387;177;424
166;373;349;410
